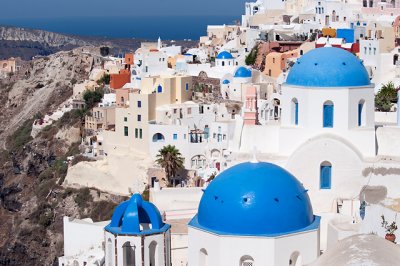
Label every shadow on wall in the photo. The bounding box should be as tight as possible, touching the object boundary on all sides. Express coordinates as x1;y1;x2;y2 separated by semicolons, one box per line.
362;167;400;177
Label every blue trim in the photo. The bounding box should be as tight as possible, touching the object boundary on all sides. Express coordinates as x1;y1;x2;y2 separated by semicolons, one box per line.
189;215;321;237
323;104;334;128
295;102;299;125
157;85;163;93
320;165;332;189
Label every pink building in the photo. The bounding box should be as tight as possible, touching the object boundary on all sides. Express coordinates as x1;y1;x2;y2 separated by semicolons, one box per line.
244;86;258;125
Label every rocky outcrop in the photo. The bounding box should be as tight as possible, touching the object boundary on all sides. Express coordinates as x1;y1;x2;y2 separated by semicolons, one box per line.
0;26;88;47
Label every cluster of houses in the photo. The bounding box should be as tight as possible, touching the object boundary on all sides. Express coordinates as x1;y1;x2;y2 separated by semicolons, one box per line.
57;0;400;265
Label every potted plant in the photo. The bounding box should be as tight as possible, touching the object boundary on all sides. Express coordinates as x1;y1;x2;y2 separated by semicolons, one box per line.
381;215;398;243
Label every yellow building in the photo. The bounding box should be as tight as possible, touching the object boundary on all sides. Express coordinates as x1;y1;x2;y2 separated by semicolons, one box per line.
103;75;193;155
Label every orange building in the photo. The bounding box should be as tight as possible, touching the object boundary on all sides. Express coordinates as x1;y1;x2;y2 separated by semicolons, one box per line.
322;28;337;38
125;53;134;65
264;50;298;78
110;69;131;90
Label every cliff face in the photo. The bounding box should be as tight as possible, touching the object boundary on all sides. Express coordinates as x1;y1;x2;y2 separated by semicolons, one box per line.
0;48;126;265
0;26;89;47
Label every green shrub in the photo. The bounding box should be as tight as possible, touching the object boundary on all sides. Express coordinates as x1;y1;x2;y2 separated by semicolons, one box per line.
83;87;104;109
245;45;258;66
30;203;54;228
74;187;93;208
7;119;34;152
375;82;398;112
90;200;117;222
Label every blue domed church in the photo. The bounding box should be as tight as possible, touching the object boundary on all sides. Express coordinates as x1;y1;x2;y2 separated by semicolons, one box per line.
104;194;171;266
188;161;321;266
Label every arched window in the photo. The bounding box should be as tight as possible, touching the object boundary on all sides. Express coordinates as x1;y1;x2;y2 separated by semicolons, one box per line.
394;54;399;65
323;101;334;128
222;61;225;67
358;99;366;126
240;255;254;266
123;241;136;266
291;98;299;125
149;241;158;266
152;133;165;142
121;96;125;104
320;161;332;189
289;251;302;266
107;238;113;266
157;85;163;93
199;248;208;266
72;261;79;266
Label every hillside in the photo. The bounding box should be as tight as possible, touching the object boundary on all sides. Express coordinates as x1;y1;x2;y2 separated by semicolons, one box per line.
0;48;126;265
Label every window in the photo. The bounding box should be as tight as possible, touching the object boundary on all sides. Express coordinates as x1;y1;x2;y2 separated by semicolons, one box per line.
152;133;165;142
186;83;189;91
268;69;272;76
139;129;142;139
292;98;299;125
320;161;332;189
137;101;142;108
273;58;275;63
187;108;192;115
173;133;178;140
222;61;225;66
358;99;365;126
137;115;141;122
124;117;127;122
135;128;138;138
323;101;334;128
124;126;129;136
157;85;163;93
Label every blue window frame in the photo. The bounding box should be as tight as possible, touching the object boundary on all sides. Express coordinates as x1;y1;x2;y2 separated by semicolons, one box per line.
358;100;365;127
173;133;178;140
137;101;141;108
157;85;163;93
320;163;332;189
295;102;299;125
186;83;189;91
323;102;334;128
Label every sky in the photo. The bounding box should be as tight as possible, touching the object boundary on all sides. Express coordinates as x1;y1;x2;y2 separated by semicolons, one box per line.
1;0;248;19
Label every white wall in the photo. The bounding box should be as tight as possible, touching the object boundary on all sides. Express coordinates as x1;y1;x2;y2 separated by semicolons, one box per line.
188;227;320;266
63;217;107;257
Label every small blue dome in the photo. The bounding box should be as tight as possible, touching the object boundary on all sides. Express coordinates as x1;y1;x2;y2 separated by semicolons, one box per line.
286;47;370;87
234;67;252;78
216;51;234;59
189;162;318;236
222;79;230;84
105;194;170;235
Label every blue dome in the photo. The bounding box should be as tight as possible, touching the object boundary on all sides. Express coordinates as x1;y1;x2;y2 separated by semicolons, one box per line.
189;162;318;236
216;51;234;59
234;67;252;78
286;47;370;87
105;194;170;235
222;79;230;84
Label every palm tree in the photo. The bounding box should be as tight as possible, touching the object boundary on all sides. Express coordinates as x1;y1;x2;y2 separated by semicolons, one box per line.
156;145;184;186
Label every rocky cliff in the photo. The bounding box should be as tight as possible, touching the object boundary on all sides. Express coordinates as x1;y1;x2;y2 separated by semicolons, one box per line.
0;48;125;265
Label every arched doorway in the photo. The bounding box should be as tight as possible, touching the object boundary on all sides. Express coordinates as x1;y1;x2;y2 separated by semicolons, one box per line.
239;255;254;266
199;248;208;266
394;54;399;65
123;241;136;266
289;251;302;266
149;241;158;266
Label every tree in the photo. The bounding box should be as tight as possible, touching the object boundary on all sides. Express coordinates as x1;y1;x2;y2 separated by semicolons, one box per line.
83;87;104;109
245;44;258;66
156;145;184;186
97;73;110;85
375;81;398;112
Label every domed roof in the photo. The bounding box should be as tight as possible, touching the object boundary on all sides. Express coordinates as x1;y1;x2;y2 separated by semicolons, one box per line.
189;162;318;236
286;47;370;87
216;51;234;59
234;67;252;78
105;194;170;235
222;79;230;84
